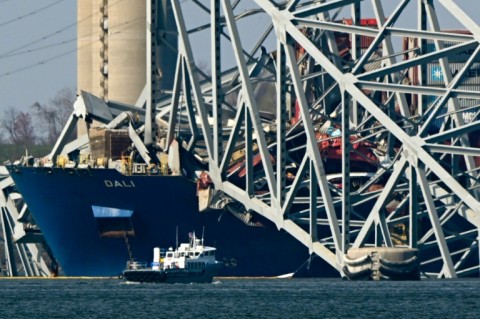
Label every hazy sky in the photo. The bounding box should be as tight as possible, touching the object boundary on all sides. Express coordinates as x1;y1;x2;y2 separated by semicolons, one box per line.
0;0;478;116
0;0;76;113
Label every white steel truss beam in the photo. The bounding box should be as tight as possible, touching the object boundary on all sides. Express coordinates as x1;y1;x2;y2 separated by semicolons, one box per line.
165;0;480;277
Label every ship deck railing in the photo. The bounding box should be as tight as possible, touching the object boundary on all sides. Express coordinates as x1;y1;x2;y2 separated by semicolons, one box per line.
126;261;149;270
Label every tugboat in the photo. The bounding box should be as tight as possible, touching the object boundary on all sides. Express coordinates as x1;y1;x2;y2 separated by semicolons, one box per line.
122;232;222;283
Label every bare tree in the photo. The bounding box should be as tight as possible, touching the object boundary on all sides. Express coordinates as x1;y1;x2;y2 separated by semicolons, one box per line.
32;87;75;145
1;107;17;142
0;107;36;147
15;111;36;146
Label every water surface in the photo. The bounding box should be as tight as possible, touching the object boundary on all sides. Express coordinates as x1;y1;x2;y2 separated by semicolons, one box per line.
0;278;478;318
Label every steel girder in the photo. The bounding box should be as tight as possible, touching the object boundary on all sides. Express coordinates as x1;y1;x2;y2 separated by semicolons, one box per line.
0;170;51;277
165;0;480;278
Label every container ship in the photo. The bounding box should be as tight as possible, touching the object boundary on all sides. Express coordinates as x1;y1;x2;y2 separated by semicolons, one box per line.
7;1;347;278
8;161;336;277
6;81;351;278
7;112;336;277
6;83;379;278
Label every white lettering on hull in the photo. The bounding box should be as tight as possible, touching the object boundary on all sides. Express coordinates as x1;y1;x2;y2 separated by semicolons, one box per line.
104;180;136;188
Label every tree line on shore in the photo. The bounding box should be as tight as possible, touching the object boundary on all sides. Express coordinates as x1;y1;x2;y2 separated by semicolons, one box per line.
0;87;75;163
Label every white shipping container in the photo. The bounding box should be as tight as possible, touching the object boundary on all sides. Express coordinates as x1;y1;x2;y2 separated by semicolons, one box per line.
426;63;480;86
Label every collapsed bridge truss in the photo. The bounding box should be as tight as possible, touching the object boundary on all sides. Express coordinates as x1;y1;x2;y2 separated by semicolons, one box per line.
0;166;52;277
162;0;480;278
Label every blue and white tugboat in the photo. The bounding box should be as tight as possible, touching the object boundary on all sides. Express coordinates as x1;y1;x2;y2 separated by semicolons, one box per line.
122;232;222;283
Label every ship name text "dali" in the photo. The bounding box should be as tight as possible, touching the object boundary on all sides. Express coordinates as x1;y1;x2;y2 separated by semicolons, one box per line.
104;180;136;188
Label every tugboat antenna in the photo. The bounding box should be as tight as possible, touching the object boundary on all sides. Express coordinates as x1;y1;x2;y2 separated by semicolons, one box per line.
202;226;205;245
175;226;178;249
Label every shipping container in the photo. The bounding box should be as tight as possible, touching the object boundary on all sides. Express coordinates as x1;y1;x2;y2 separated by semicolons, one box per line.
426;62;480;86
89;128;131;160
342;18;381;50
403;31;479;86
403;30;480;130
423;34;480;64
423;88;480;129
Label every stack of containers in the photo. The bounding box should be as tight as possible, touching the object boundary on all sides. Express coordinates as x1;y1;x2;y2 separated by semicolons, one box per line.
404;31;480;167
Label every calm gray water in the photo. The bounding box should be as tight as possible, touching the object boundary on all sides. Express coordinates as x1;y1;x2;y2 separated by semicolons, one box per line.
0;278;478;318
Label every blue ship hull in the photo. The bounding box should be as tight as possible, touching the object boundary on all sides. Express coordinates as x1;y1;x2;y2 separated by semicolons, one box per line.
8;166;337;277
